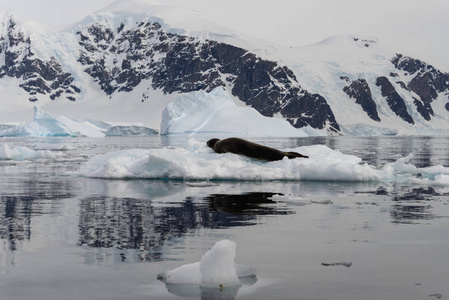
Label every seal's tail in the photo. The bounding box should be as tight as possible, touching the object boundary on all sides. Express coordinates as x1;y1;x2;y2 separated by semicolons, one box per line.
285;152;309;159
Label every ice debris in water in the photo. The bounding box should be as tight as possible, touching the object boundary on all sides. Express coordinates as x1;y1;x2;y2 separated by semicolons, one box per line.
322;262;353;268
158;239;254;288
0;143;60;161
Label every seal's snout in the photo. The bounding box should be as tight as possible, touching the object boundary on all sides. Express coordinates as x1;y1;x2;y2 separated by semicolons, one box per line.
206;138;220;149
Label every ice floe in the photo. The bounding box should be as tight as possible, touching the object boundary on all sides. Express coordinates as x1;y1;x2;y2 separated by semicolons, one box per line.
77;139;449;185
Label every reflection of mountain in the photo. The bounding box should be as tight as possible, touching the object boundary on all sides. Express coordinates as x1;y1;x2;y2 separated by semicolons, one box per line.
78;193;294;261
0;195;32;251
0;179;73;251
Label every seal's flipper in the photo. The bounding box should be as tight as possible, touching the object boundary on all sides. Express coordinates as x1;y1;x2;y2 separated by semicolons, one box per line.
285;152;309;159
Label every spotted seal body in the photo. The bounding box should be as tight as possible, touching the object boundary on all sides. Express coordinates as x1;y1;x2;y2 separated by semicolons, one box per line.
207;137;308;161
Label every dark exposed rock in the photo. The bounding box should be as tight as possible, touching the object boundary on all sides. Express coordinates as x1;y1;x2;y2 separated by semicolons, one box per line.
392;54;449;120
376;76;414;124
341;77;380;122
0;17;80;102
77;20;340;131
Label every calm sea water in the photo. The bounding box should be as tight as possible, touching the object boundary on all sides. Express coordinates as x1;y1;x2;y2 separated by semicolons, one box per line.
0;136;448;300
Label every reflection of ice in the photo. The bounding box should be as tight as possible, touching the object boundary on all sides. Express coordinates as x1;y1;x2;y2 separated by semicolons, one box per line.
158;240;256;299
77;190;294;264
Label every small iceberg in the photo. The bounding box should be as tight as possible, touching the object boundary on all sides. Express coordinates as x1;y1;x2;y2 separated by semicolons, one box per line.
158;240;256;298
0;143;61;161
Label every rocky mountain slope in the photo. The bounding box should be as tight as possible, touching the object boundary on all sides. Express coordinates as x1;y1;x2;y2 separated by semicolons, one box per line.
1;3;449;135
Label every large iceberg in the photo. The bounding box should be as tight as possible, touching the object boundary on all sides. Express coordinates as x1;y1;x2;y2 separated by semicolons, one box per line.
0;107;105;137
160;88;319;137
0;107;158;137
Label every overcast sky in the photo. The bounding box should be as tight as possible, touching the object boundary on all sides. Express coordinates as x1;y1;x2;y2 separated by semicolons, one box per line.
0;0;448;70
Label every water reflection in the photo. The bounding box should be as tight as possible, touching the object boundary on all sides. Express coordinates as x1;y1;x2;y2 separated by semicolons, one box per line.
164;284;240;300
389;186;440;224
78;192;294;263
205;192;293;216
0;178;75;252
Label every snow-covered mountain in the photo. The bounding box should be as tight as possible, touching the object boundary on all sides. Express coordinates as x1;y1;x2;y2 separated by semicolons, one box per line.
1;1;449;136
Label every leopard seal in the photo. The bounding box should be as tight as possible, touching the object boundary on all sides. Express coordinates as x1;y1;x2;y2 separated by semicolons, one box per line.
207;137;308;161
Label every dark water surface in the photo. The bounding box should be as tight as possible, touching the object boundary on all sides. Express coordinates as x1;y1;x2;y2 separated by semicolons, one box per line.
0;136;448;300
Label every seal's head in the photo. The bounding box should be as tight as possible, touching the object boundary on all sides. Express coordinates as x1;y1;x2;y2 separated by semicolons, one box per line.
206;138;220;149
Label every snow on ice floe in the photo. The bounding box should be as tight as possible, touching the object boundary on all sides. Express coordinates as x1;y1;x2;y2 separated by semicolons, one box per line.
160;88;319;137
78;139;449;184
79;139;387;181
158;239;255;287
0;143;61;161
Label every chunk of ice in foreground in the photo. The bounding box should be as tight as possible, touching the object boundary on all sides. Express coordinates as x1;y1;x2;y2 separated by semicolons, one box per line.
158;240;254;288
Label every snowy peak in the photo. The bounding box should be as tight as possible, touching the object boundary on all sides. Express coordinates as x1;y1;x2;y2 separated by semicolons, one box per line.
0;13;80;103
92;0;238;40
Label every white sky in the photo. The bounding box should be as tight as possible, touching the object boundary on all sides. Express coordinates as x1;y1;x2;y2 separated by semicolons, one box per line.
0;0;448;71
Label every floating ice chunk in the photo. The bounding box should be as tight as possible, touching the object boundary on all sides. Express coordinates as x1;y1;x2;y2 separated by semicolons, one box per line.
78;141;387;181
411;174;449;186
78;139;449;183
200;239;240;287
185;181;220;187
322;261;352;268
311;200;333;205
161;262;202;285
0;143;60;161
105;125;158;136
384;154;418;174
158;240;253;288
